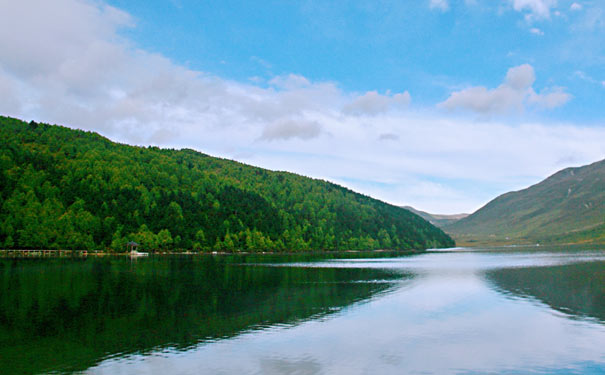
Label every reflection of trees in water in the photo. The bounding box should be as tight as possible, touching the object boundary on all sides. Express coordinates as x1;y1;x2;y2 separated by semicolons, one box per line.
0;255;407;374
486;261;605;323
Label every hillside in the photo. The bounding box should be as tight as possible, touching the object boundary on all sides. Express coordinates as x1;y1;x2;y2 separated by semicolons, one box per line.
0;116;454;252
403;206;468;228
445;159;605;245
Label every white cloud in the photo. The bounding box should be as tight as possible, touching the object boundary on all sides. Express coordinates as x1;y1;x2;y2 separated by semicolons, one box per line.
0;0;132;79
570;2;583;11
378;133;399;141
438;86;524;114
260;119;321;141
0;0;343;144
438;64;570;114
250;56;272;70
528;87;572;108
509;0;557;19
530;27;544;35
430;0;449;11
573;70;601;84
0;0;601;215
343;91;411;115
573;70;589;81
573;70;604;87
269;74;311;89
0;67;23;115
506;64;536;89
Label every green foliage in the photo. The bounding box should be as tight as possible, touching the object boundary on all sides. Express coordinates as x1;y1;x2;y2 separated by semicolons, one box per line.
446;159;605;244
0;116;454;251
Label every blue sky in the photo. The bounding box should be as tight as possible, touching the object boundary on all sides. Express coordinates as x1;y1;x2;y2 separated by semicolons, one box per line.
1;0;604;213
107;0;604;122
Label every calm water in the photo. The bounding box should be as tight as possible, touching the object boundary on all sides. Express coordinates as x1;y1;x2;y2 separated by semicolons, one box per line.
1;247;605;374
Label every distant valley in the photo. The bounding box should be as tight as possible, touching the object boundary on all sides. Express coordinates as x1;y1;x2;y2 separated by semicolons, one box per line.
403;206;469;228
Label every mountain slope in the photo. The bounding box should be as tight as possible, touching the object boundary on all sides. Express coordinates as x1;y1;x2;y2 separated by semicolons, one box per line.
0;116;454;251
403;206;468;228
445;159;605;244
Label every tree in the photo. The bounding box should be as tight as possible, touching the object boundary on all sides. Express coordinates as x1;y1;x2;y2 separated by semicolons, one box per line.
110;227;125;252
223;233;235;251
157;229;173;250
134;224;158;250
194;229;209;251
378;229;392;249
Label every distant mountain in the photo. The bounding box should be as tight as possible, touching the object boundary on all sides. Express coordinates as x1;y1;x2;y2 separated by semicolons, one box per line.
446;159;605;245
0;116;454;251
403;206;468;228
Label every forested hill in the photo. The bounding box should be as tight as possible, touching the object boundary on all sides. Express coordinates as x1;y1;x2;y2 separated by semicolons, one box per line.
0;116;454;252
445;159;605;245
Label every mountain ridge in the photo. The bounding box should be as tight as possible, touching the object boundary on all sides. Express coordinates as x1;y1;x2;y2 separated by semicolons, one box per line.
445;158;605;245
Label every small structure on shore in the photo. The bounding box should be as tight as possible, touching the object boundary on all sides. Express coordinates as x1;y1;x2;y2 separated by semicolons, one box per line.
126;241;139;252
127;241;148;257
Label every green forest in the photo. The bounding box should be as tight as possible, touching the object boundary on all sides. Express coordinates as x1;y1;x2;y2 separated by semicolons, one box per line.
0;116;454;252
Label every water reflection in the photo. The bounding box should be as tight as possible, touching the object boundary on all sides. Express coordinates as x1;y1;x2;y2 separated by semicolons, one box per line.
3;248;605;375
486;260;605;324
85;248;605;375
0;255;405;374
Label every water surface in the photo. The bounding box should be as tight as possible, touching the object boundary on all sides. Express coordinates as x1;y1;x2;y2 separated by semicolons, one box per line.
1;247;605;374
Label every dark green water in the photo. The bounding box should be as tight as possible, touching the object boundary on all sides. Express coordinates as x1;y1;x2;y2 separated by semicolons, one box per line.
1;248;605;374
0;253;403;374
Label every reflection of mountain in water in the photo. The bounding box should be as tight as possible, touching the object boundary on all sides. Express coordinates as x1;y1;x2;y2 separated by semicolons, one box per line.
486;261;605;323
0;255;406;374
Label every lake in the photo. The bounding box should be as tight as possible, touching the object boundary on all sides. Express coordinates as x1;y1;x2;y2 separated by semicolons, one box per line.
1;247;605;374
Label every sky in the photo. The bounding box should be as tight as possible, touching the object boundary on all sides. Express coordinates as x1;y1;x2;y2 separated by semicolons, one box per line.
0;0;604;214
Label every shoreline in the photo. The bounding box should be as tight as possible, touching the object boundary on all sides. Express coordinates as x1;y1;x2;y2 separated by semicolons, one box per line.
0;248;425;258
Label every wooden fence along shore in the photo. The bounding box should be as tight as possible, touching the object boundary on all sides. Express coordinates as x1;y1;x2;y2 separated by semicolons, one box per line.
0;249;96;257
